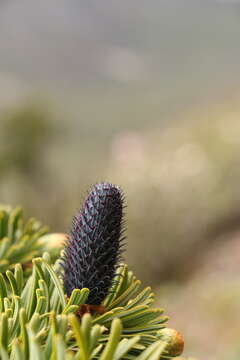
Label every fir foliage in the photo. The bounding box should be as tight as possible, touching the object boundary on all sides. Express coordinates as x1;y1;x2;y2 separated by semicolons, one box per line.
0;205;48;272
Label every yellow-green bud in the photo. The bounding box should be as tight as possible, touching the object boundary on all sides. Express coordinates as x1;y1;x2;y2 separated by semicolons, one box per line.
158;328;184;356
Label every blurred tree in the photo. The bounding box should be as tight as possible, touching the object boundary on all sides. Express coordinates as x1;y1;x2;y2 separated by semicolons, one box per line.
0;102;62;230
0;103;54;177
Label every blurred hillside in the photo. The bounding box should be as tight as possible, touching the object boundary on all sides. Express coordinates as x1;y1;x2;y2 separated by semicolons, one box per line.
107;107;240;283
159;230;240;360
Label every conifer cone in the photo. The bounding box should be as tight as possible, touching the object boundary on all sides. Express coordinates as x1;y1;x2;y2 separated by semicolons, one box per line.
62;182;125;305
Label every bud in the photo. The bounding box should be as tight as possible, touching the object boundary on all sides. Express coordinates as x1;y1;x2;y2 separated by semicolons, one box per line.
158;328;184;357
62;182;125;305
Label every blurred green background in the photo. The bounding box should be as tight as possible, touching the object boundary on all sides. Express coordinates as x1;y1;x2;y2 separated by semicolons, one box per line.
1;1;240;359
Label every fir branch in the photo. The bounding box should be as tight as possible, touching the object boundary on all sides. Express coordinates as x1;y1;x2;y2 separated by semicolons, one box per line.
0;253;183;359
0;205;48;271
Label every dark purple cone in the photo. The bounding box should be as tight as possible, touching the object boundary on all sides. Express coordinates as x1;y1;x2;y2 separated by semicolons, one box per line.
62;182;125;305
